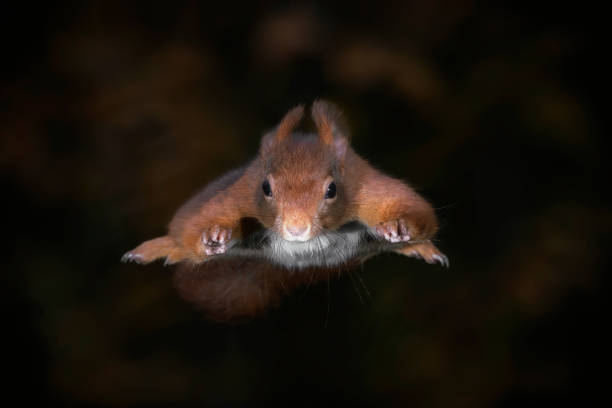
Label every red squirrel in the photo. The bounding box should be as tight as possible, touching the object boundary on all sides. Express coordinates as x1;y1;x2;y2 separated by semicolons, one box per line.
123;100;448;321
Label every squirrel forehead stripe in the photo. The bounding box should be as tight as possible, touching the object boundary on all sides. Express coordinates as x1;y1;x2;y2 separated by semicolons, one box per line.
267;137;336;174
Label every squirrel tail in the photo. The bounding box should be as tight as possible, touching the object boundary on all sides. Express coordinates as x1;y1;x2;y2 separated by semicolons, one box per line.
173;258;321;322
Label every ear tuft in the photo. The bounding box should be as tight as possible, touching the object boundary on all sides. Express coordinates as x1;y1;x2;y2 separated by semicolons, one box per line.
311;99;350;158
275;104;304;143
311;100;335;145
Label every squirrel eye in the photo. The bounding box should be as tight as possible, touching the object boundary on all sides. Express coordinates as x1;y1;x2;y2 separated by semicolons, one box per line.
262;180;272;197
325;182;337;199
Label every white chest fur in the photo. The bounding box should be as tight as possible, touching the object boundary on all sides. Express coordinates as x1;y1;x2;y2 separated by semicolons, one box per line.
224;222;390;269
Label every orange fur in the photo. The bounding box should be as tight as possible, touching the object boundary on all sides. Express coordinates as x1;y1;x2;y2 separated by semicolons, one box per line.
173;258;354;322
275;104;304;142
123;100;447;320
349;156;439;240
395;241;449;266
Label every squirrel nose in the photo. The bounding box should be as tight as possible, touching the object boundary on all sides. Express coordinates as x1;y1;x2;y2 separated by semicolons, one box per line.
283;222;311;241
287;224;308;236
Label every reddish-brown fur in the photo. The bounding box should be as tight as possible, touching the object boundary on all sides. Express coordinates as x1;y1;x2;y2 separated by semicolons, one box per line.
173;259;354;322
123;100;446;321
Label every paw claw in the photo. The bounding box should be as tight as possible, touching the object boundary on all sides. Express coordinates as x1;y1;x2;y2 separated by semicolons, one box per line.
376;219;413;243
396;241;449;268
202;225;232;256
210;225;220;241
431;254;450;267
121;252;144;264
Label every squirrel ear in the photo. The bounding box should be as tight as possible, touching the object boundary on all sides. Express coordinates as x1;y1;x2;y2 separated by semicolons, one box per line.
260;130;276;155
260;104;304;154
275;104;304;143
311;99;350;159
334;135;349;162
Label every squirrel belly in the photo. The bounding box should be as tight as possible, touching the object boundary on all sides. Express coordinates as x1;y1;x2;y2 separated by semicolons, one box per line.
211;221;400;269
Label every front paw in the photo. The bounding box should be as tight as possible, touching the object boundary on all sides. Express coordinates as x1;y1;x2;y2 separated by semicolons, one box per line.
122;236;178;265
375;219;413;243
202;225;232;255
396;241;449;267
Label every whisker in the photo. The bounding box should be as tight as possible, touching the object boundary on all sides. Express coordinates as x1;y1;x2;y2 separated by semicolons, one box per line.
315;234;328;267
433;202;456;211
357;263;375;308
324;268;331;328
297;268;315;299
328;229;348;243
347;269;364;305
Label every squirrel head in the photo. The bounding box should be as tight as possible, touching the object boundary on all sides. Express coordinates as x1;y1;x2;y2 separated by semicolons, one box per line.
256;100;351;241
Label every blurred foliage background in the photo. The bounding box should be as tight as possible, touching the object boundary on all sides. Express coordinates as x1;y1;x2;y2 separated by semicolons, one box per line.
1;1;608;407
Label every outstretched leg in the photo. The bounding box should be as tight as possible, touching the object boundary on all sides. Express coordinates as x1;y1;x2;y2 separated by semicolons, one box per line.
353;162;446;266
395;241;449;267
122;236;184;265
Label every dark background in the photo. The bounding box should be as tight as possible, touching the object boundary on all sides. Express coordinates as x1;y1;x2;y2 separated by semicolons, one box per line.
2;1;608;407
